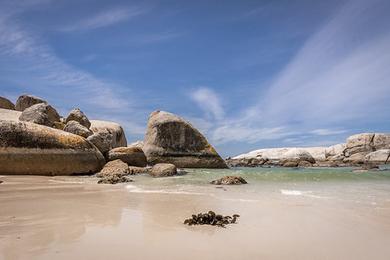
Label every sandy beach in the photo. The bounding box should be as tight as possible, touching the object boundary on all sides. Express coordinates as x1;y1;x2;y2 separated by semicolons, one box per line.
1;169;390;260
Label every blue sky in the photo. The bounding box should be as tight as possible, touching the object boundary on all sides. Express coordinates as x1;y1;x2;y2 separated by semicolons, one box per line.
0;0;389;156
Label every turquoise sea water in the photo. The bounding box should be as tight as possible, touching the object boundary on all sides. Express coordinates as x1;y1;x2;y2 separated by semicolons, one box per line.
125;166;390;208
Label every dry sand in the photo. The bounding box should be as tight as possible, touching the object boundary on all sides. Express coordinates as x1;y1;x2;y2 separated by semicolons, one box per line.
1;175;390;260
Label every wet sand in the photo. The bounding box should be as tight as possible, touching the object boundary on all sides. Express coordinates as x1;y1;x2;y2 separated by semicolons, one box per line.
1;175;390;260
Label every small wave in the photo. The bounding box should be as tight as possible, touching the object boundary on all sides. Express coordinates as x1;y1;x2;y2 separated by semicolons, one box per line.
126;184;204;195
281;189;305;196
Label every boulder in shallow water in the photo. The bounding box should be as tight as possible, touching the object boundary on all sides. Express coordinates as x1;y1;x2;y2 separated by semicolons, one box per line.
210;176;247;185
0;97;15;110
98;175;133;184
0;120;105;175
108;146;147;167
129;166;150;175
15;94;47;111
65;108;91;128
19;103;60;127
143;111;227;168
64;120;93;138
184;211;240;227
149;163;177;177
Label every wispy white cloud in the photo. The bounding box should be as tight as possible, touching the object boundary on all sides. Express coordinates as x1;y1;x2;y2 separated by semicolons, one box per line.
190;87;225;120
60;6;146;32
0;6;146;135
310;129;347;136
190;0;390;148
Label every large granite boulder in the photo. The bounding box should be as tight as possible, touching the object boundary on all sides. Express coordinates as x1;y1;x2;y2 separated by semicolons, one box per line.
15;94;47;111
88;120;127;154
107;146;147;167
64;120;93;138
143;111;227;168
325;143;346;158
0;120;105;175
65;108;91;128
0;97;15;110
149;163;177;177
19;103;60;127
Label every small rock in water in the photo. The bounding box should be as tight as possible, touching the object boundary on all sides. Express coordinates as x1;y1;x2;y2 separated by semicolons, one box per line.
210;176;247;185
97;175;133;184
0;180;3;184
184;211;240;228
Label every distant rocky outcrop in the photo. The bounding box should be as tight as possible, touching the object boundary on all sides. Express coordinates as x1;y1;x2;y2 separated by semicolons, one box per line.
0;120;105;175
15;94;47;111
107;146;147;167
19;103;61;127
0;96;15;110
228;133;390;167
143;111;227;168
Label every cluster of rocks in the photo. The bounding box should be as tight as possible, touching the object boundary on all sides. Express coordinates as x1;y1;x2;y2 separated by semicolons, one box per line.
1;94;228;178
227;134;390;168
184;211;240;227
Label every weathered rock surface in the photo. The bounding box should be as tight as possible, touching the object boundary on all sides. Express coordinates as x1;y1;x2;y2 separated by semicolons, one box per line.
0;97;15;110
0;108;21;121
365;149;390;164
129;140;144;149
19;103;60;127
149;163;177;177
143;111;227;168
64;120;93;138
108;146;147;167
98;175;133;184
184;211;240;227
210;176;247;185
96;159;129;177
65;108;91;128
0;120;105;175
345;133;375;156
89;120;127;154
15;94;47;111
129;166;150;175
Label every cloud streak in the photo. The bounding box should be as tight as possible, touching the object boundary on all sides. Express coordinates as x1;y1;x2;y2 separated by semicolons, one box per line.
194;0;390;148
190;87;225;120
60;6;147;32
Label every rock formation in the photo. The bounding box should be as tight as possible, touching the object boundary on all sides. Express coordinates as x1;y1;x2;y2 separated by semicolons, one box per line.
0;96;15;110
88;120;127;154
15;94;47;111
143;111;227;168
19;103;61;127
228;133;390;167
97;159;129;177
184;211;240;227
0;120;105;175
64;120;93;138
65;108;91;128
107;146;147;167
149;163;177;177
